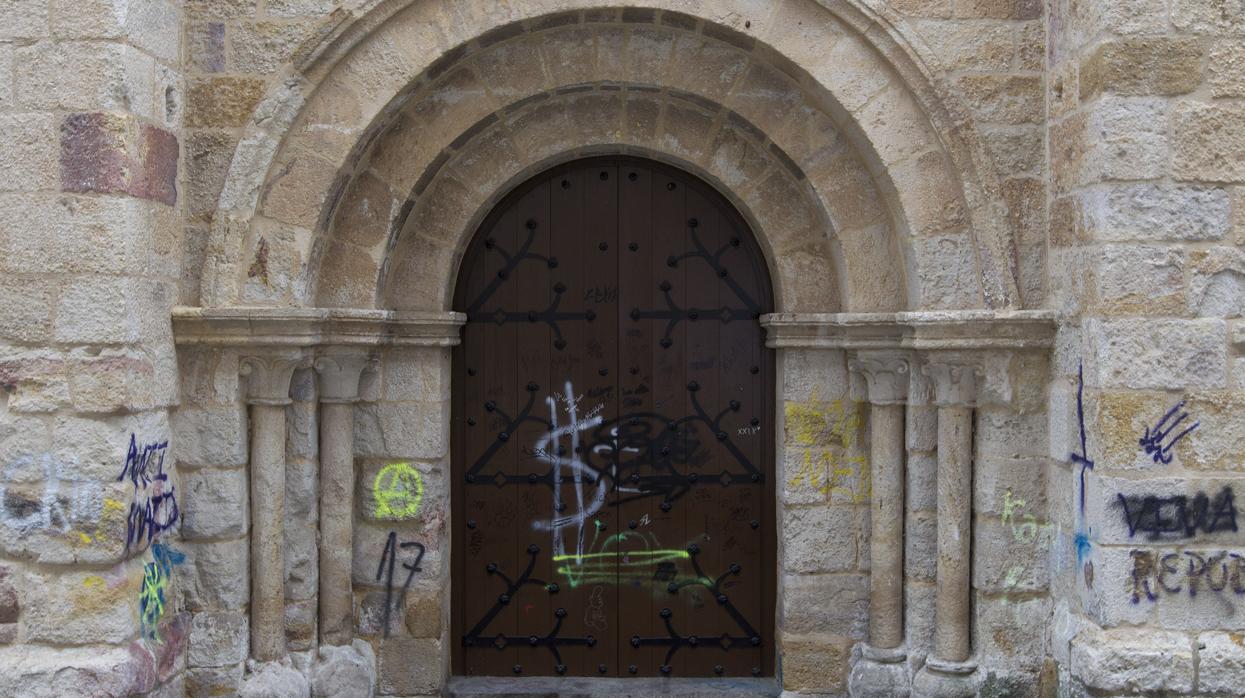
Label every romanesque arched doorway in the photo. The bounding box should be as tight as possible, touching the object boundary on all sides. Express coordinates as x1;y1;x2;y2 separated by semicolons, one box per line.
450;157;776;679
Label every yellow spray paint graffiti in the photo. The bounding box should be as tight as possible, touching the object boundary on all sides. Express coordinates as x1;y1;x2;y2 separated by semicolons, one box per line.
374;462;424;520
785;396;870;503
1000;488;1053;589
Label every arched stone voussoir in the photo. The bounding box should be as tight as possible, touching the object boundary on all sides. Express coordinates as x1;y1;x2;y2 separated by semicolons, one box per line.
357;84;862;314
207;0;1019;312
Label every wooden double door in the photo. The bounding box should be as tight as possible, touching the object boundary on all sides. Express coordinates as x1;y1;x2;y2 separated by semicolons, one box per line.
451;157;775;678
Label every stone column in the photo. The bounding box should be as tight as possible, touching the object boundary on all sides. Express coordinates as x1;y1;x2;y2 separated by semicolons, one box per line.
913;360;980;697
848;354;910;697
241;352;305;662
313;352;371;646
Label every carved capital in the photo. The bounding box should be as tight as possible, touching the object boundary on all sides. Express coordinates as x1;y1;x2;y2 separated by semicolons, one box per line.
921;360;983;407
313;351;374;403
240;351;308;406
849;354;910;405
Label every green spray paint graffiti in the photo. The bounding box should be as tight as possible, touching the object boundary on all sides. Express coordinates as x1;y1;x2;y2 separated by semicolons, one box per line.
373;462;423;520
139;543;184;644
553;527;713;590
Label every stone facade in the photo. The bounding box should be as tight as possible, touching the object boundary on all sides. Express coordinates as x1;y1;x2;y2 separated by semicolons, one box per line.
0;0;1241;696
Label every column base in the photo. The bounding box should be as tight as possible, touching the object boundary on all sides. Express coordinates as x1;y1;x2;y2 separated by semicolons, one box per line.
848;644;910;697
911;656;977;698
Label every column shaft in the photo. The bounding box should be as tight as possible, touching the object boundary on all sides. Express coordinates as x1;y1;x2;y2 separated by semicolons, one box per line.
250;402;288;661
868;402;905;649
932;405;973;663
318;401;355;645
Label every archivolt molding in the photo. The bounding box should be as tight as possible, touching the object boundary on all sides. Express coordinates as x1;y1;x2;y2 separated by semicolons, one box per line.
201;0;1021;313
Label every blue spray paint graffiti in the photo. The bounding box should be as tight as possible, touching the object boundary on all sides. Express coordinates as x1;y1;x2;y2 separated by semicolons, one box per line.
139;542;185;643
1071;365;1094;568
118;434;178;550
1138;399;1198;465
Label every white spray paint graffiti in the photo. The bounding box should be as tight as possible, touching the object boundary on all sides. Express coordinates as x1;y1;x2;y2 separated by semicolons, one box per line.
532;381;607;564
0;453;104;534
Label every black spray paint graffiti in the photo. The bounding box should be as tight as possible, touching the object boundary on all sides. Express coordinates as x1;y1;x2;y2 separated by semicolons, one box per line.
1139;399;1199;465
118;434;178;550
375;531;425;638
1130;549;1245;604
1072;364;1094;567
1117;486;1238;541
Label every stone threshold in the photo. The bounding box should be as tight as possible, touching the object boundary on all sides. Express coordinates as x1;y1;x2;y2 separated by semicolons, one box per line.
446;676;782;698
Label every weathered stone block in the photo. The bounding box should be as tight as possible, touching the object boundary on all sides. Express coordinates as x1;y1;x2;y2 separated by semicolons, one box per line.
974;515;1051;593
1080;39;1203;99
1199;631;1245;693
954;74;1043;125
0;113;56;192
311;639;376;698
1084;183;1230;242
186;663;243;697
1209;40;1245;98
779;632;850;693
905;511;937;582
284;598;317;651
976;596;1050;670
189;612;248;667
1189;246;1245;317
1070;628;1194;693
182;468;248;539
183;539;249;612
186;76;266;128
782;505;857;573
1173;102;1245;183
229;20;313;75
1086;318;1227;390
781;573;868;638
378;637;441;695
911;233;982;309
403;588;443;638
23;565;141;644
1091;244;1186;315
1171;0;1245;34
172;404;248;467
1088;96;1169;182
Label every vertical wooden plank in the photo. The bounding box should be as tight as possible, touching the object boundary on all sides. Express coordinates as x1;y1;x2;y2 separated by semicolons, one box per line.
682;185;724;678
580;162;620;677
615;162;656;678
510;182;553;675
650;167;689;677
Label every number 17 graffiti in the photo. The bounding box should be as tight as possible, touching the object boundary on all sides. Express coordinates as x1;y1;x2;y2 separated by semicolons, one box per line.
375;531;425;638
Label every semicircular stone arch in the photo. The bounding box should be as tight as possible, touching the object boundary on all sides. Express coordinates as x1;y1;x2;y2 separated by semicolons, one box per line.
204;0;1019;313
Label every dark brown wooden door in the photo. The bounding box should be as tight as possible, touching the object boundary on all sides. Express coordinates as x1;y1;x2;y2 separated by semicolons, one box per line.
451;157;774;679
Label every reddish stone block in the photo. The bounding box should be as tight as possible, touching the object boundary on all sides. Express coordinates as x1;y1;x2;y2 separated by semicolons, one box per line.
60;112;179;206
60;113;131;197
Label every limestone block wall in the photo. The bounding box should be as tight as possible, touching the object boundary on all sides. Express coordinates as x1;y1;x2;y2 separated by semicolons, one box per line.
0;0;187;695
1046;0;1245;694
